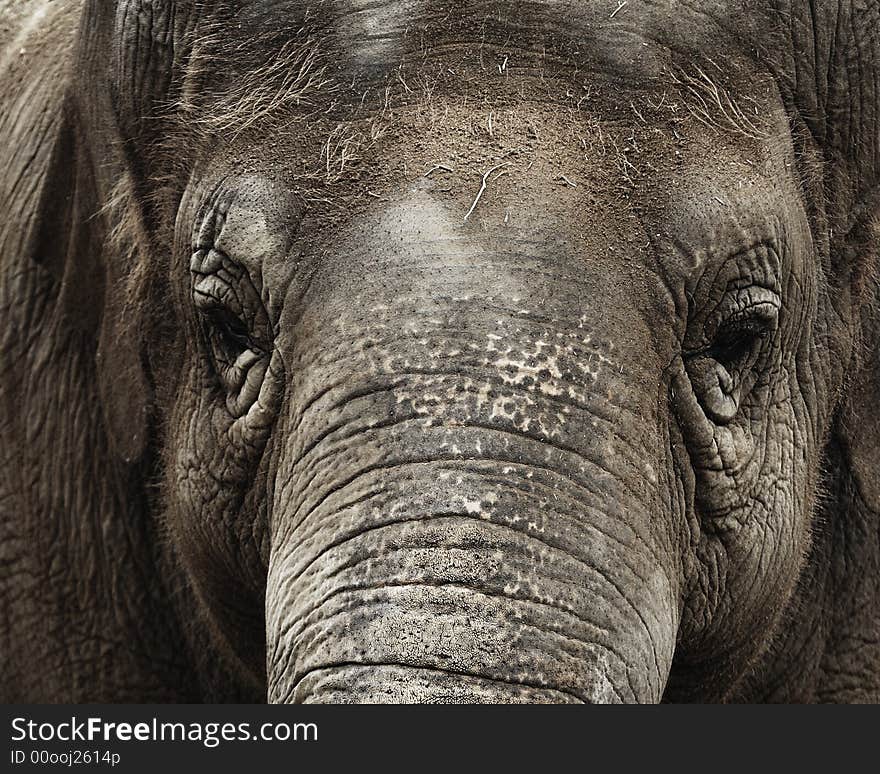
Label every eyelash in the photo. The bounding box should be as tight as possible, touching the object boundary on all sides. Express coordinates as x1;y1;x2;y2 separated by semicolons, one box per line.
709;317;771;367
685;299;778;368
205;306;256;354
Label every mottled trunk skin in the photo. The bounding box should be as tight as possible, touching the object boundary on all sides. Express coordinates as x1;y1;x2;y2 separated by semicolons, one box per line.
266;466;675;703
264;192;680;702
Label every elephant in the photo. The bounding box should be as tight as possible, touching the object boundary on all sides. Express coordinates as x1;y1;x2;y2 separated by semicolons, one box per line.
0;0;878;704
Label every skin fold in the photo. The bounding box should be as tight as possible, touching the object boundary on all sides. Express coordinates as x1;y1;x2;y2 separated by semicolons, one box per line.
0;0;878;703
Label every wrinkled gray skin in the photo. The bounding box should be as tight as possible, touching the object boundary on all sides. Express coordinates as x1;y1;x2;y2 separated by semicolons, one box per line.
1;0;879;703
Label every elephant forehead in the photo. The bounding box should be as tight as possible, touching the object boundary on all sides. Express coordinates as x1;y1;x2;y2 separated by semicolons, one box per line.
300;183;667;337
334;180;646;263
329;0;751;71
217;0;760;94
286;184;676;423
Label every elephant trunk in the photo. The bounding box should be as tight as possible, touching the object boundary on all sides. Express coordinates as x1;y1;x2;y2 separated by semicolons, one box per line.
264;199;681;702
264;404;678;703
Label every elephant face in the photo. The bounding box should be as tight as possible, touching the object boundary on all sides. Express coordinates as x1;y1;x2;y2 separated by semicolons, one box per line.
83;0;879;701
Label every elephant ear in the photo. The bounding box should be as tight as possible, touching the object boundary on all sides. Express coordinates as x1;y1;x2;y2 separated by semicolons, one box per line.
94;234;151;467
109;1;199;185
75;1;201;237
77;1;199;208
779;1;880;232
774;2;880;509
22;93;148;466
72;1;199;463
841;313;880;510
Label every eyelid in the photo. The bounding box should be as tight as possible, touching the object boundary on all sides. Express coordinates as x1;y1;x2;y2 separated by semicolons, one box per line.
721;300;780;329
708;287;781;339
205;306;250;342
193;269;272;365
193;272;247;319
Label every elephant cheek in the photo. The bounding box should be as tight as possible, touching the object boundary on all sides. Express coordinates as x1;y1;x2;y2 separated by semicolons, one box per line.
263;451;679;703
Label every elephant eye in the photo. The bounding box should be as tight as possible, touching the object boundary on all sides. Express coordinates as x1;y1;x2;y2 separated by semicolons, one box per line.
709;305;777;371
204;306;259;359
191;262;270;415
684;291;780;425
